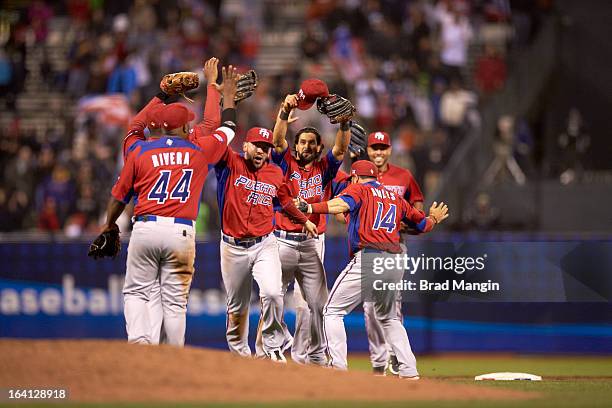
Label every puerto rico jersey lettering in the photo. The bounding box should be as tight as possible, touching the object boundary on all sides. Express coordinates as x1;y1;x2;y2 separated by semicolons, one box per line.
338;181;429;256
111;131;229;220
215;151;285;238
272;148;342;233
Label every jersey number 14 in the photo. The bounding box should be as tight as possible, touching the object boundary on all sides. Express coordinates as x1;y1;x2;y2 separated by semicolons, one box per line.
373;202;397;232
148;169;193;204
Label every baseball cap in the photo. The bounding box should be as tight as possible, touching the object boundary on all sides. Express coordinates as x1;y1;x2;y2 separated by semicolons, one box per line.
158;104;195;130
367;131;391;147
297;78;329;110
246;127;275;147
147;104;165;129
351;160;379;178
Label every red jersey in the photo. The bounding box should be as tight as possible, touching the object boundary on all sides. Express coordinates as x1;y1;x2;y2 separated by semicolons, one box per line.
111;128;230;220
378;163;424;205
271;148;342;233
338;181;432;256
215;151;288;238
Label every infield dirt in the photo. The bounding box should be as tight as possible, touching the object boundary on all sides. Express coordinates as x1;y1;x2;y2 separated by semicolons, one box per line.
0;340;535;403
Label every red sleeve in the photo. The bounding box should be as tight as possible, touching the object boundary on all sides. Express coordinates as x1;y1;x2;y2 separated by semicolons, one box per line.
401;198;433;232
278;182;308;224
405;170;424;204
192;126;233;165
199;84;221;136
122;97;163;157
338;183;363;211
111;148;138;204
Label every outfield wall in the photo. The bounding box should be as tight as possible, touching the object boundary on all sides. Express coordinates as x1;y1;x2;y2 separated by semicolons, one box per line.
1;236;610;353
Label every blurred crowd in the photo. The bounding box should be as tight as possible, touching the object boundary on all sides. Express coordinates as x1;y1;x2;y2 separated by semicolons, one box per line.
0;0;548;235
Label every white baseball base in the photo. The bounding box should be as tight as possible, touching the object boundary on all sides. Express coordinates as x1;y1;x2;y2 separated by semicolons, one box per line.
475;372;542;381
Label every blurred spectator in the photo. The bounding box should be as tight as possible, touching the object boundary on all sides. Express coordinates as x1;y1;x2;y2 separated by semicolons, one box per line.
558;108;590;184
463;192;501;230
28;0;53;43
483;115;527;186
107;51;138;102
301;24;326;61
435;1;473;80
354;64;386;128
36;164;76;227
38;197;61;232
440;78;477;146
474;44;507;95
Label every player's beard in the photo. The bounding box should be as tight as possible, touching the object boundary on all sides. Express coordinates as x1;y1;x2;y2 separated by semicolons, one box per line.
296;148;317;166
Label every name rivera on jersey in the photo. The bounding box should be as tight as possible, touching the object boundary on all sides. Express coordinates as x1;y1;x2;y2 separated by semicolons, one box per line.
151;151;190;168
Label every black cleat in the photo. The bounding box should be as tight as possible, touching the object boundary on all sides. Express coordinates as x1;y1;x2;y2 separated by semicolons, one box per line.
388;354;400;376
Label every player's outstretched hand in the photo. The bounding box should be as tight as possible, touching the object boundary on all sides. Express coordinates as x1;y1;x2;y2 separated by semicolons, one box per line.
303;220;318;238
428;201;449;225
203;57;219;88
220;65;239;107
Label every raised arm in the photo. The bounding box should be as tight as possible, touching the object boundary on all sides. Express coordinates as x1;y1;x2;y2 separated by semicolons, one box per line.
331;121;351;161
273;94;298;154
200;57;222;135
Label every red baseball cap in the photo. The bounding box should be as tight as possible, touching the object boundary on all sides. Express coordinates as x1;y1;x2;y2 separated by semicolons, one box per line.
297;78;329;110
367;131;391;147
147;104;165;129
351;160;379;178
158;104;195;130
246;127;274;147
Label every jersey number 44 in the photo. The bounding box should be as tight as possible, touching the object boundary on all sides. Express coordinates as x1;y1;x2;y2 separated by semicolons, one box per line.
148;169;193;204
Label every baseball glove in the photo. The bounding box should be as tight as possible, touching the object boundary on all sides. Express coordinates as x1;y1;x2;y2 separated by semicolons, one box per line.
234;69;258;104
316;94;356;124
349;121;367;157
88;224;121;260
160;72;199;100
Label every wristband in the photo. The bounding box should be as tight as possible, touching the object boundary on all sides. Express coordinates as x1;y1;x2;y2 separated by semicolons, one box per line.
309;202;329;214
221;108;236;126
340;121;350;131
279;110;290;121
155;91;170;103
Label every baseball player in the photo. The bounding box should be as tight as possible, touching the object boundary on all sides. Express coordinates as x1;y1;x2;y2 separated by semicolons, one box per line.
214;125;318;362
146;58;228;344
95;66;240;346
298;160;448;378
119;58;227;344
363;130;425;375
289;167;351;363
260;87;351;365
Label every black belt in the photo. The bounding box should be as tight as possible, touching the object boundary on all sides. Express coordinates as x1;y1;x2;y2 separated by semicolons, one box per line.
274;230;318;242
222;233;268;248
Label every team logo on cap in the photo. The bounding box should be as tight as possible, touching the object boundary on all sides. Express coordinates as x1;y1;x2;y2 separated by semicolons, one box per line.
298;89;305;100
259;128;270;139
374;132;385;141
290;171;301;180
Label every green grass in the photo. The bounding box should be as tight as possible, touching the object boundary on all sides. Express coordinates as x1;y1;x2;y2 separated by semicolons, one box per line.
349;354;612;378
3;355;611;408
